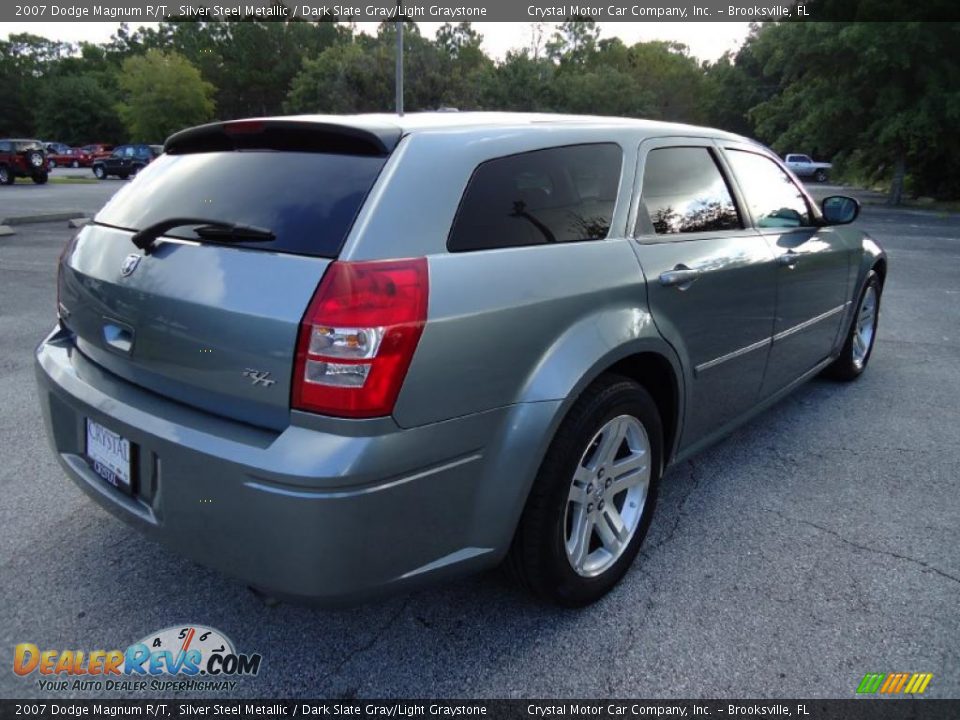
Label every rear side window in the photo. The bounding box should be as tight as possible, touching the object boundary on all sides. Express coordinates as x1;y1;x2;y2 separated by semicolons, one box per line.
448;144;622;252
96;151;386;258
725;149;812;229
639;147;741;236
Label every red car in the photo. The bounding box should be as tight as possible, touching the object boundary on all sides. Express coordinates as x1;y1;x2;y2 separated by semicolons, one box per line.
80;144;115;161
45;143;92;169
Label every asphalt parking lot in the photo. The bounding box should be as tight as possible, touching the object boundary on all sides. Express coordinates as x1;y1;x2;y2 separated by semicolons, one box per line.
0;173;121;223
1;184;957;699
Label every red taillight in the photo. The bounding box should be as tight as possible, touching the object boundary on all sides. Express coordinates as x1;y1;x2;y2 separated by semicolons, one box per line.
224;120;265;135
292;258;429;418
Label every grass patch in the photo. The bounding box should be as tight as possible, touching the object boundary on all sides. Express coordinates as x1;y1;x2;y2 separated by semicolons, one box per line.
13;176;99;185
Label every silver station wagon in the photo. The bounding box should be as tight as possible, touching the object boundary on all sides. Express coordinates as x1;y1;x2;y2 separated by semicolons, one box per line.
36;113;886;606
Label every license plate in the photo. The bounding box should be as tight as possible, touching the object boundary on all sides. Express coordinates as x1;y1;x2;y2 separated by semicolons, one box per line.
85;419;132;492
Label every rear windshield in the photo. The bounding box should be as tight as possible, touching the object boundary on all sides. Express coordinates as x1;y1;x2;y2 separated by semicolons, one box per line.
95;151;386;258
15;141;42;151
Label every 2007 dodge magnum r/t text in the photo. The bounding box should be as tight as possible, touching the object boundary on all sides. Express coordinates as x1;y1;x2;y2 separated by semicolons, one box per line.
36;113;886;607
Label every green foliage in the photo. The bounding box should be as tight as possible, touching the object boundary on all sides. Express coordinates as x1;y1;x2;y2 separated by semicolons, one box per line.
36;75;124;145
742;20;960;200
546;18;600;65
116;50;215;141
285;23;491;114
2;17;958;199
0;33;74;137
166;16;346;118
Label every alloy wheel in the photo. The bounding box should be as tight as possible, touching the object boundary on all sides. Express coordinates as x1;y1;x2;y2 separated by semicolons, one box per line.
564;415;651;577
852;284;878;369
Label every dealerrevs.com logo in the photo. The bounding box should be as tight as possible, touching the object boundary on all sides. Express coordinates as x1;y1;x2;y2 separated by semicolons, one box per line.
13;625;262;693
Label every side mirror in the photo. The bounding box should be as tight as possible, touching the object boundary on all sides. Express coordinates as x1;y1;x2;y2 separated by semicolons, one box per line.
821;195;859;225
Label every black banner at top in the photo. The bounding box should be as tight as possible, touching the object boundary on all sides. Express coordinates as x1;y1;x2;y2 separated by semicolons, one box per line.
5;0;960;22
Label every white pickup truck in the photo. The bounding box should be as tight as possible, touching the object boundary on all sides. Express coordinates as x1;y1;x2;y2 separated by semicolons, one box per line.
784;153;832;182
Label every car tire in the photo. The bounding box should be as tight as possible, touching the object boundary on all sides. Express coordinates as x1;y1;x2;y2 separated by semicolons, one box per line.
93;165;106;179
814;169;828;183
32;172;49;185
71;160;79;168
824;270;882;381
0;166;12;185
48;159;56;170
118;172;129;180
507;374;662;607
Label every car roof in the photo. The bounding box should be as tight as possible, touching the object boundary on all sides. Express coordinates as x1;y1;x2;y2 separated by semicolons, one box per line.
168;111;755;156
287;111;749;141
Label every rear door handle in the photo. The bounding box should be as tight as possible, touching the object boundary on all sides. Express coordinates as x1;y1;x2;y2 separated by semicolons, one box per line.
778;251;800;268
659;266;702;289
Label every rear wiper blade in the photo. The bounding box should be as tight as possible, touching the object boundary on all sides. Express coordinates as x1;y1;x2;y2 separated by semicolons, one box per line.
131;217;275;253
193;224;275;242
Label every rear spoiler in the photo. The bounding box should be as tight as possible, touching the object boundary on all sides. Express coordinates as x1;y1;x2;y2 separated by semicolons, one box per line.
165;119;401;157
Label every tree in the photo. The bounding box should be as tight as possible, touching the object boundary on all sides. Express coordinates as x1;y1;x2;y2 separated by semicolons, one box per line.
166;15;346;118
36;75;124;144
116;50;215;142
285;24;471;114
434;23;494;109
701;38;779;138
546;18;600;65
286;40;391;113
746;20;960;202
0;33;74;136
477;49;555;111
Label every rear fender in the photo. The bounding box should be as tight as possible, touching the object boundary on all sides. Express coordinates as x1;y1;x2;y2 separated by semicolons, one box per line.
477;311;684;558
516;306;685;459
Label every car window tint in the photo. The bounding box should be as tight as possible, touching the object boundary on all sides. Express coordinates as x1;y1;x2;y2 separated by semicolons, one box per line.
448;144;622;252
639;147;741;235
726;149;812;229
96;151;386;259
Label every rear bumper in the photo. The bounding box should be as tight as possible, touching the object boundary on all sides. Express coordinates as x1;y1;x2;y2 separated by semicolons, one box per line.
35;325;561;604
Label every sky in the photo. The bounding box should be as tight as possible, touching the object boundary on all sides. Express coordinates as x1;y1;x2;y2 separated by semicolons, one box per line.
3;21;752;62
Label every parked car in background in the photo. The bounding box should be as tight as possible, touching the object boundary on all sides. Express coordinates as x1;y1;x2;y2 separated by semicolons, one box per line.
80;144;115;161
45;143;92;169
0;139;49;184
37;113;885;607
92;144;162;180
784;153;832;182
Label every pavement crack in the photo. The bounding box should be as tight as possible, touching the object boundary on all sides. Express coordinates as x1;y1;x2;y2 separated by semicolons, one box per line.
317;597;411;691
644;458;703;556
763;509;960;586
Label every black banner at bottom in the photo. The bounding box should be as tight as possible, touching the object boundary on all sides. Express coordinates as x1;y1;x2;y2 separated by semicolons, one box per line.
0;700;958;720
